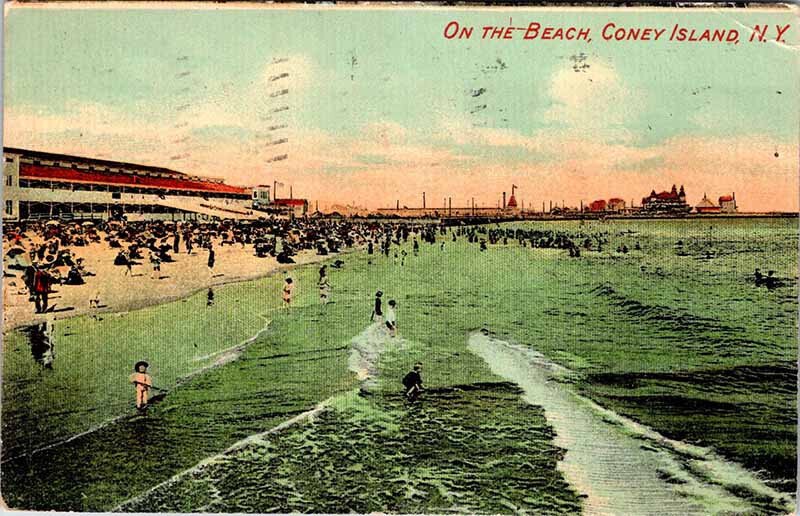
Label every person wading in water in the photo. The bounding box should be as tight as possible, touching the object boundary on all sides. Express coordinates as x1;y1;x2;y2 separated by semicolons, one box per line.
371;290;383;322
403;362;424;401
130;361;153;411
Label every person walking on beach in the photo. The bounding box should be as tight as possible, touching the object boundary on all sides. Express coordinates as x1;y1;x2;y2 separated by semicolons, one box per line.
119;250;133;276
33;265;52;314
283;277;294;307
149;250;161;279
318;267;331;305
130;361;153;410
385;300;398;337
403;362;424;401
371;290;383;322
207;246;216;271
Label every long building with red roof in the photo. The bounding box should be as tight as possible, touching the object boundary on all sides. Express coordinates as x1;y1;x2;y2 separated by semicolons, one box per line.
3;147;256;221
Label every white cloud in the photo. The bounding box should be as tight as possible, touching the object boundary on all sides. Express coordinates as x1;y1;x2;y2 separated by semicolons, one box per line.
544;60;641;135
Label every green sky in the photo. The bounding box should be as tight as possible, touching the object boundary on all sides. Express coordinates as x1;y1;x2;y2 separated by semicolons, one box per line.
3;6;798;210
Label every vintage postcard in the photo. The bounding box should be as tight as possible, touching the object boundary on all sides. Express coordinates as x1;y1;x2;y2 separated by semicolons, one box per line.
1;2;798;514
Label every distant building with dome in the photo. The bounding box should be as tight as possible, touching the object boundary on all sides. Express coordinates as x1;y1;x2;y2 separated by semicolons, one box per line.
695;193;721;214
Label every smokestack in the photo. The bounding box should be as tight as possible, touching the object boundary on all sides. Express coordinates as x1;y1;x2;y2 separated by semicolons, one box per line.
448;197;452;216
549;200;552;211
423;192;426;209
396;200;400;210
290;186;293;199
502;192;506;209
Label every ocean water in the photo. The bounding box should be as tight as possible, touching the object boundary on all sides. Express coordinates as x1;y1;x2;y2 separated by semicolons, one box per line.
2;217;796;512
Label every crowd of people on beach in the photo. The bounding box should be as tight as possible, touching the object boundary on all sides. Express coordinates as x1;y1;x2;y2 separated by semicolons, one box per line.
2;217;444;314
6;216;788;411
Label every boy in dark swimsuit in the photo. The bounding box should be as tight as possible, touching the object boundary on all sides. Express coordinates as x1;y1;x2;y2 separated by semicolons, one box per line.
403;363;424;401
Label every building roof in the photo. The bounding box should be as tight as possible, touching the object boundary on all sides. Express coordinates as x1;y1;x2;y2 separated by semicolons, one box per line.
5;147;191;179
644;185;685;203
20;163;248;195
273;198;307;206
608;198;624;203
719;195;734;202
654;191;679;200
695;195;717;208
506;194;518;208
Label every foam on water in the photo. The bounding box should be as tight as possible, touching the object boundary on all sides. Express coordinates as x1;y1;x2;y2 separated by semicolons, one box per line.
112;399;330;512
468;332;795;515
348;322;403;392
117;323;390;512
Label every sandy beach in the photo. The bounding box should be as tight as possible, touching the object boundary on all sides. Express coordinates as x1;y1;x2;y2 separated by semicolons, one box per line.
3;235;331;331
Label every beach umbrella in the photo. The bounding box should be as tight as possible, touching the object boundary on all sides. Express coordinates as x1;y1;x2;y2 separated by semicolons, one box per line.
5;247;26;258
82;221;95;227
45;220;60;226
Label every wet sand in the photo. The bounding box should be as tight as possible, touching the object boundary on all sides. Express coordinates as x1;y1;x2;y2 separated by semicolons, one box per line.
3;237;332;331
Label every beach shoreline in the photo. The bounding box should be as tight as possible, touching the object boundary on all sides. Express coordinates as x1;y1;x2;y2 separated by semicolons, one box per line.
2;238;345;332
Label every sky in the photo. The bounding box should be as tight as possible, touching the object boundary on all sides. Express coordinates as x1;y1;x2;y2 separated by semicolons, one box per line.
3;5;799;211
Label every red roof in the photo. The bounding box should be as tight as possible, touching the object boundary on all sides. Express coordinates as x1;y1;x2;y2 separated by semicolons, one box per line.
589;199;607;211
506;195;518;208
653;191;679;200
719;195;734;202
273;198;307;206
608;198;624;203
20;164;248;195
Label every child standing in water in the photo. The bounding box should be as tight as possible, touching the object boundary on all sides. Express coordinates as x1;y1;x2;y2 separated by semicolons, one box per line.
318;271;331;305
371;290;383;322
283;277;294;307
385;300;398;337
130;361;152;410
